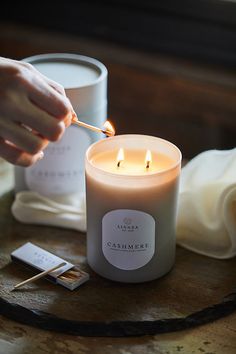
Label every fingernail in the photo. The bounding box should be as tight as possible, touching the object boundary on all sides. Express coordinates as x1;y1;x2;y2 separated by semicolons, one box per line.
37;151;44;161
71;110;77;122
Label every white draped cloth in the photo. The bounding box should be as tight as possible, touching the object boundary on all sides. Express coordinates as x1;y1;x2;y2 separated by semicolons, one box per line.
12;191;86;232
176;149;236;259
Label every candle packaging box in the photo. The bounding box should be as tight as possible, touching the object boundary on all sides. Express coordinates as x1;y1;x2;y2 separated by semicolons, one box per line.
11;242;89;290
14;53;108;197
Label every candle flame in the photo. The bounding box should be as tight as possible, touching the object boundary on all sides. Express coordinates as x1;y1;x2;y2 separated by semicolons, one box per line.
103;120;115;137
117;148;124;167
145;150;152;169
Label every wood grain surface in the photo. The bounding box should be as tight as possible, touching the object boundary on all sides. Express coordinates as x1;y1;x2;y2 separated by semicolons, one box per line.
0;191;235;353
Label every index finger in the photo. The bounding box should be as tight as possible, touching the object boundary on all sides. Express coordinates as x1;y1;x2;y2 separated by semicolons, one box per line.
18;71;72;120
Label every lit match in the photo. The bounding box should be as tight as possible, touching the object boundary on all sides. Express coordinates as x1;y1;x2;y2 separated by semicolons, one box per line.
72;112;115;137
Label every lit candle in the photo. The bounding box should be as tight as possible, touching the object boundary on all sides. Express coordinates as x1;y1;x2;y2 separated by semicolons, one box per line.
85;134;182;283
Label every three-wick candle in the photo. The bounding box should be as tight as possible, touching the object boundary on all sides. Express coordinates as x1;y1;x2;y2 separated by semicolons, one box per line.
85;134;182;283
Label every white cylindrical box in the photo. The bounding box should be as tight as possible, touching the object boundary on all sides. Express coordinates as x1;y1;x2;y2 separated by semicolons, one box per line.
14;53;107;196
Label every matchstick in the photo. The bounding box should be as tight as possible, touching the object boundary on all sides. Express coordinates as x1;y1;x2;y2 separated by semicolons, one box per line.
71;112;115;137
12;262;66;290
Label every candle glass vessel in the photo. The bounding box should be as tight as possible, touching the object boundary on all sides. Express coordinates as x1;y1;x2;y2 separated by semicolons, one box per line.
85;135;182;283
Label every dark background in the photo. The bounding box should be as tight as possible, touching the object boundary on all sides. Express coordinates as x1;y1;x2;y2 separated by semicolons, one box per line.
0;0;236;158
1;0;236;66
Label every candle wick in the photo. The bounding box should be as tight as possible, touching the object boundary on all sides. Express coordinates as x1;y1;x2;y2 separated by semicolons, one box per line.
146;161;150;170
117;161;121;168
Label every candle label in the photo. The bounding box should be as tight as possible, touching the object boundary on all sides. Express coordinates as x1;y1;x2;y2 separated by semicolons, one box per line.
102;209;155;270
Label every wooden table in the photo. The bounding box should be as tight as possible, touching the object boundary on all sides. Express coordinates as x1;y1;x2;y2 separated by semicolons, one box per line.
0;191;235;354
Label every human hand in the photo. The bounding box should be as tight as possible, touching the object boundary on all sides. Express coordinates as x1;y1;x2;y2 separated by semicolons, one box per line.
0;57;72;166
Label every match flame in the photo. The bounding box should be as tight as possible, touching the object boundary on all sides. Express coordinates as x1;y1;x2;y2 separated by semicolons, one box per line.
117;148;124;167
145;150;152;169
103;120;115;137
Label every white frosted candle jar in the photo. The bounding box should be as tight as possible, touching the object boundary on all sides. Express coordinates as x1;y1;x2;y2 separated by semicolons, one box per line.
85;135;182;283
14;53;107;196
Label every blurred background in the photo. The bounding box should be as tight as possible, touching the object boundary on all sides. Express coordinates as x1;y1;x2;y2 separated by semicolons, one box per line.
0;0;236;159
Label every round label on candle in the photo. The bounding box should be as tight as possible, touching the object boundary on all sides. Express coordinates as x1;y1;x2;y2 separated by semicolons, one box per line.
102;209;155;270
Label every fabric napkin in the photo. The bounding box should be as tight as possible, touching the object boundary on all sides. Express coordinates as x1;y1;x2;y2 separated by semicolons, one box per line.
176;148;236;259
0;158;85;232
11;191;86;232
